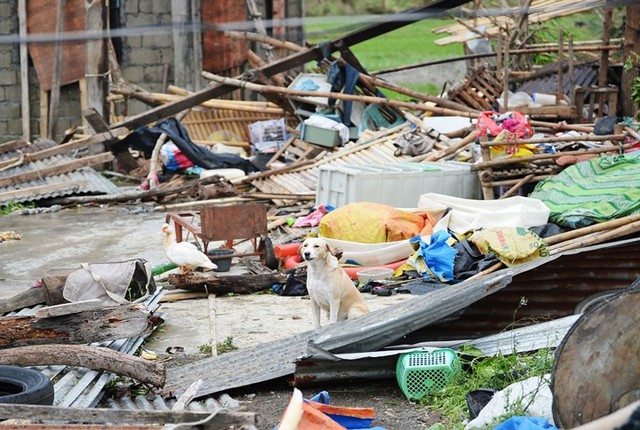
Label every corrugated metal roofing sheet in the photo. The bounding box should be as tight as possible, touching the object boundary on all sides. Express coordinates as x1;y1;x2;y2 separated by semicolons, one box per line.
0;140;121;204
516;62;600;97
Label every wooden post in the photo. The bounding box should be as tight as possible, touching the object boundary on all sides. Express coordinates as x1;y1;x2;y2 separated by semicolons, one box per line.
85;0;109;133
190;0;203;91
171;0;195;91
622;4;640;118
569;36;575;105
47;0;65;140
39;88;49;137
557;27;564;104
18;0;30;141
502;37;509;111
599;4;613;88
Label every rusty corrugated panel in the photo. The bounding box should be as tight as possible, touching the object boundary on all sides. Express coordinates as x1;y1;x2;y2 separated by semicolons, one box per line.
406;239;640;342
202;0;247;73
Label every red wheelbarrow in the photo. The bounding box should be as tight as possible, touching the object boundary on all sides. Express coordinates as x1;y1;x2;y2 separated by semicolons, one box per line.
165;204;278;270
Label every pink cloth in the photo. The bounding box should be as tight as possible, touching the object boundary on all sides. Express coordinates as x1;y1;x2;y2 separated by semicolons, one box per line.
292;206;328;228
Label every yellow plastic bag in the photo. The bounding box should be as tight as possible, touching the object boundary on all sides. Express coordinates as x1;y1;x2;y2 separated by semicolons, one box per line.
470;227;549;267
319;202;425;244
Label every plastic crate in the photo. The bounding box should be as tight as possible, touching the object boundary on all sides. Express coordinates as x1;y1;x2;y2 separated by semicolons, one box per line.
316;162;481;208
396;348;461;401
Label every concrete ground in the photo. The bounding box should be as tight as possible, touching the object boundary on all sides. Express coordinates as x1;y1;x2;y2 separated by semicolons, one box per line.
0;205;413;356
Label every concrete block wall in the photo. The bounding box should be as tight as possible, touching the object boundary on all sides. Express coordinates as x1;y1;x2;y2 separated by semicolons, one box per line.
120;0;174;116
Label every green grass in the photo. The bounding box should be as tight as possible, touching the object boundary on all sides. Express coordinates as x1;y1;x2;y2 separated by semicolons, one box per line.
420;347;556;429
1;201;34;216
305;18;464;72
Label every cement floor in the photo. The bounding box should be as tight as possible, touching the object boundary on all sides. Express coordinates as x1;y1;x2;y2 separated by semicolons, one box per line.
0;205;413;355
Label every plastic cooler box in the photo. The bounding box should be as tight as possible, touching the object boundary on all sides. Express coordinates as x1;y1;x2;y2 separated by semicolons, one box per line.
315;161;481;208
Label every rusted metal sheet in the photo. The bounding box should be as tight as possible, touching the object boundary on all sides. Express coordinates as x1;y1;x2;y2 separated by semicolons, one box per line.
26;0;86;91
408;239;640;342
552;289;640;427
201;0;247;73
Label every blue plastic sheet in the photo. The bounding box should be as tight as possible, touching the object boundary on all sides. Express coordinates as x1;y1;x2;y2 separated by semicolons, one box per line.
493;416;558;430
408;230;457;281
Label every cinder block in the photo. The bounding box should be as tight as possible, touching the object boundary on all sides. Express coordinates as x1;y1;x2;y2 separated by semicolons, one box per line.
0;70;17;86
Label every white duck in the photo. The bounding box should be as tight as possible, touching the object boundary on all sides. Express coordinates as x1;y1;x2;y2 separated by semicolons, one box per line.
160;223;218;273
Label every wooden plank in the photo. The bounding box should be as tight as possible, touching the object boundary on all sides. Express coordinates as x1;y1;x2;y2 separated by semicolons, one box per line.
0;140;29;155
39;88;49;138
18;0;30;140
0;152;113;188
0;404;256;427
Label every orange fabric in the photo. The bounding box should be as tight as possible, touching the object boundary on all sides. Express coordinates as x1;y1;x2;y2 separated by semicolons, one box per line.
295;401;347;429
306;400;375;419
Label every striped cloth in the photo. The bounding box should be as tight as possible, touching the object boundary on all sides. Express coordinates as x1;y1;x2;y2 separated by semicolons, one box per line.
530;152;640;228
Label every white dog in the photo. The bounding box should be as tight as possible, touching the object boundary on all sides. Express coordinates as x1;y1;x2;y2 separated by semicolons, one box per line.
300;237;370;328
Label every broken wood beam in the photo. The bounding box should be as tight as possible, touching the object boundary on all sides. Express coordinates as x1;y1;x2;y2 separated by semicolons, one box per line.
0;404;256;428
0;304;163;349
0;139;29;156
0;152;114;188
0;344;166;387
167;272;287;294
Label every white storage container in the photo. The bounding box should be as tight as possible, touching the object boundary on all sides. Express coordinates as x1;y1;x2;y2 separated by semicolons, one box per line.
316;162;481;208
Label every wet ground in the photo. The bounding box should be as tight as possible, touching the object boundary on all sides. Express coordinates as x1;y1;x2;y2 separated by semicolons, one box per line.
0;204;166;288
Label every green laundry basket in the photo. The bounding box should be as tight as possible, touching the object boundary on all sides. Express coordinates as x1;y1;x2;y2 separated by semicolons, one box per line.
396;348;461;401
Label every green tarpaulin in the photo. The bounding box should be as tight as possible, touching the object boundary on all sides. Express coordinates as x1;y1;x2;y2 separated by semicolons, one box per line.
529;152;640;228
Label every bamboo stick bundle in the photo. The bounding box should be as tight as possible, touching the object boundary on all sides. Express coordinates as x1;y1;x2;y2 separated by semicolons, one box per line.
472;143;632;170
549;219;640;255
479;133;625;147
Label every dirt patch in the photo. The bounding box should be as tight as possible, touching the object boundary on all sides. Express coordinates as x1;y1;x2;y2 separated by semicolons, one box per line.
229;378;441;429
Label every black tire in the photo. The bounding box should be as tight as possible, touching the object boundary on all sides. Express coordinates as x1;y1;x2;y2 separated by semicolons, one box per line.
260;236;279;270
0;366;54;405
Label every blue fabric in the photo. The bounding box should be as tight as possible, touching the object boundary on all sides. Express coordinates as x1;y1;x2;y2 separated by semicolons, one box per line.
408;230;457;281
493;416;558;430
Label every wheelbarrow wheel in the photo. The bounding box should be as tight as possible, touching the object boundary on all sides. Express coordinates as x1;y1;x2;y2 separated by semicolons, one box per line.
260;236;279;270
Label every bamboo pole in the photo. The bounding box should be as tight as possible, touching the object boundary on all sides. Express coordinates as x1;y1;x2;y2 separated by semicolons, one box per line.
469;213;640;279
113;86;284;114
498;174;535;199
549;219;640;255
472;143;631;170
224;30;305;52
479;133;625;147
